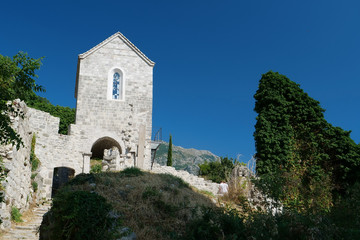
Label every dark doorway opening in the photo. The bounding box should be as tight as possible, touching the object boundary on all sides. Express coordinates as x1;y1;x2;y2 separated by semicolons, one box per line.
91;137;122;159
51;167;75;198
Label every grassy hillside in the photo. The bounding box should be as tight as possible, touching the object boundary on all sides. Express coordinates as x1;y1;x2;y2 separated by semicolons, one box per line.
40;168;217;240
40;168;360;240
154;142;219;175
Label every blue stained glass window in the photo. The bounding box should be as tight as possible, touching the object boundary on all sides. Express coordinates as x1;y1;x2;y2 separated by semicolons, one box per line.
112;72;121;99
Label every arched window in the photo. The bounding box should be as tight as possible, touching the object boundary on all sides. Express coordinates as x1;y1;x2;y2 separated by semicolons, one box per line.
108;68;125;100
112;72;122;99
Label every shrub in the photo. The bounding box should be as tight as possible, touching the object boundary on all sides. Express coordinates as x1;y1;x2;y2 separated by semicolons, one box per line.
90;164;102;174
185;207;246;239
198;157;235;183
32;181;38;192
43;190;119;240
11;206;23;222
30;134;40;171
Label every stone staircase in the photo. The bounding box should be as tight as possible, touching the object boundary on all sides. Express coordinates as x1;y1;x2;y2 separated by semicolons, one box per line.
1;203;50;240
151;163;220;196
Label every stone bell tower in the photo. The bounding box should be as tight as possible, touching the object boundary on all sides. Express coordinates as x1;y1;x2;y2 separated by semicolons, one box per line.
74;32;155;169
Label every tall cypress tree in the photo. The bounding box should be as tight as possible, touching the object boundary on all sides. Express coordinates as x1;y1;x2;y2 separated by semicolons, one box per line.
254;71;360;210
167;135;173;166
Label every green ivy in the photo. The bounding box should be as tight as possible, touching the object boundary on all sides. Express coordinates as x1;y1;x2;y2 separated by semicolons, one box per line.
253;71;360;211
30;134;40;171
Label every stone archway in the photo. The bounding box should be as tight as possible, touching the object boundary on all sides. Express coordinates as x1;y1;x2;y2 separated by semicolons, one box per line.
51;167;75;197
90;137;122;159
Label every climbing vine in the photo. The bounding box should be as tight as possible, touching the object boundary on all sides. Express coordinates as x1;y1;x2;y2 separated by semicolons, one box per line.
30;134;40;192
254;71;360;211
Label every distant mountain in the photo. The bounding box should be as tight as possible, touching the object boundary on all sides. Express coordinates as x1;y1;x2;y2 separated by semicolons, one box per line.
153;142;220;175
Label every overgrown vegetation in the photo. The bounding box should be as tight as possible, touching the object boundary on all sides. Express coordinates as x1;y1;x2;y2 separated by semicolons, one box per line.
90;164;102;173
32;181;38;192
11;206;23;223
30;134;40;193
0;157;9;205
41;190;120;240
90;158;102;173
40;168;215;240
30;134;40;172
254;71;360;212
0;52;44;149
198;157;241;183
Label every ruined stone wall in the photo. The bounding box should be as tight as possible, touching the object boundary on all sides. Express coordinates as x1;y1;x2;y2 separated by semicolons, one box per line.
27;108;85;199
0;101;33;229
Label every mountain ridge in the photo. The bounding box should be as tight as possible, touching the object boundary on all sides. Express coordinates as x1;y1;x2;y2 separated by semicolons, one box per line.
153;142;220;175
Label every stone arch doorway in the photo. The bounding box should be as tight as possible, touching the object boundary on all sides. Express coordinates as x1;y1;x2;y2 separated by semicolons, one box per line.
51;167;75;197
91;137;122;159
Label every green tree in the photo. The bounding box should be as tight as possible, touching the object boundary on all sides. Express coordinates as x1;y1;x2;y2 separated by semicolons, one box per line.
0;52;44;149
198;157;235;183
167;135;173;166
253;71;360;211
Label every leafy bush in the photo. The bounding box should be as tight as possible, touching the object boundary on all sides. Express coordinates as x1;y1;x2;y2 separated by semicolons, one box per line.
11;206;23;222
32;181;38;192
90;164;102;174
185;207;246;240
42;190;119;240
198;157;235;183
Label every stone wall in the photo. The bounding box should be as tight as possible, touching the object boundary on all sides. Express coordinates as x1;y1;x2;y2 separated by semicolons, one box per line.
0;100;33;229
0;32;155;229
152;163;220;196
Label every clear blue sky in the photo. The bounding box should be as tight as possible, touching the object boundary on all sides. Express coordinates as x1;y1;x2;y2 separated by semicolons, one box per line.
1;0;359;162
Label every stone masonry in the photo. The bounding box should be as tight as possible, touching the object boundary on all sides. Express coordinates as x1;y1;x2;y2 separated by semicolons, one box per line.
28;32;155;200
0;101;34;229
1;32;155;216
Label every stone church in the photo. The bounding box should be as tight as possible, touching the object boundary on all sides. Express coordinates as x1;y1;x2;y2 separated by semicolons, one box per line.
1;33;222;229
27;32;155;199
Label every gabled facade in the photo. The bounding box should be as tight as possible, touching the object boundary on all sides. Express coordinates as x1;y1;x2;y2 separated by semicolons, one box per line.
25;32;155;198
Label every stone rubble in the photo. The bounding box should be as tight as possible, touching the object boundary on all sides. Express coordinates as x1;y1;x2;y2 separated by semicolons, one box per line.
151;163;220;196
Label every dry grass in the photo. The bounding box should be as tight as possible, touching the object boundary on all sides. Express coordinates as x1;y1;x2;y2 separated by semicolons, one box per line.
63;169;216;239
